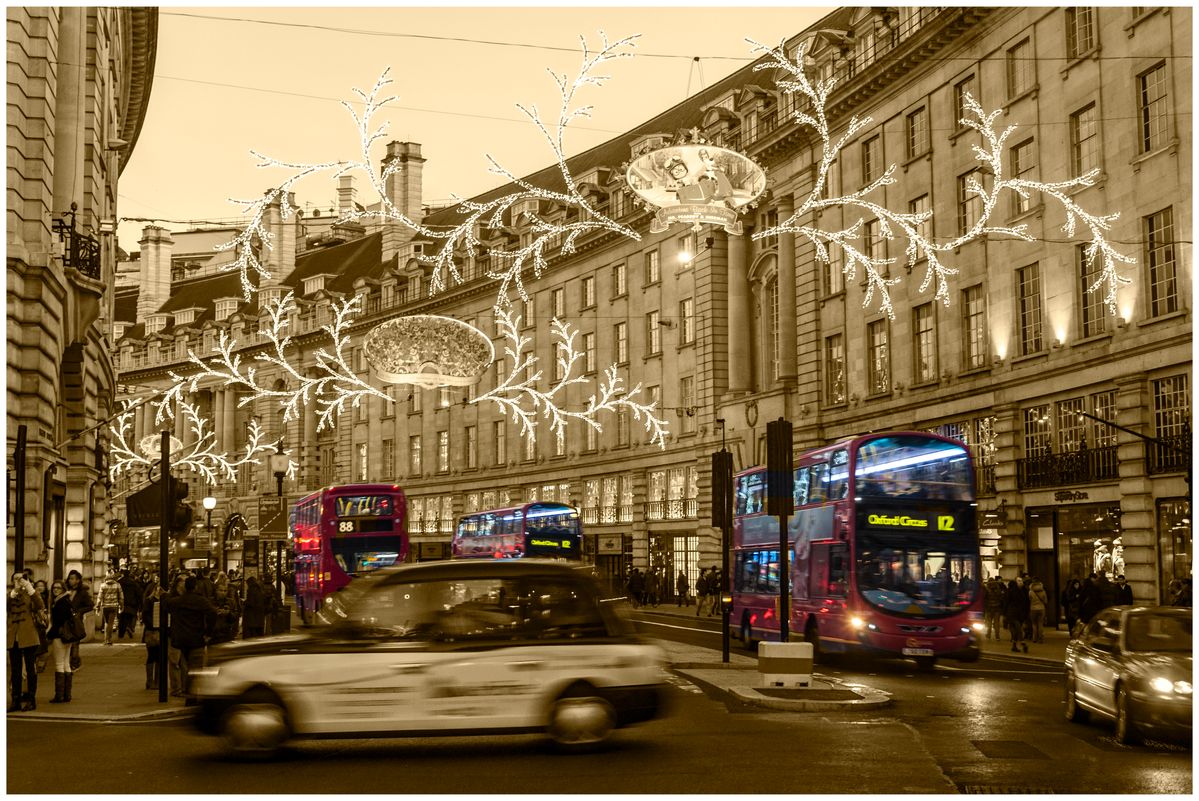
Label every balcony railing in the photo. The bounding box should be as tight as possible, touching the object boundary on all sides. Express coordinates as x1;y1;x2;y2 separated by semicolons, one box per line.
644;499;699;521
1017;445;1119;489
598;505;633;525
974;459;997;496
52;204;102;280
1147;432;1192;475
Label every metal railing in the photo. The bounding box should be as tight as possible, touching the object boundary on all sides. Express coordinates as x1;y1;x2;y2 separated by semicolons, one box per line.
644;499;699;521
974;459;997;496
1147;432;1192;475
1017;445;1119;489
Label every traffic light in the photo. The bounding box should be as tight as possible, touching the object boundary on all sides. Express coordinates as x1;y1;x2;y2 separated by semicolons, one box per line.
169;477;193;534
766;418;794;517
710;450;734;530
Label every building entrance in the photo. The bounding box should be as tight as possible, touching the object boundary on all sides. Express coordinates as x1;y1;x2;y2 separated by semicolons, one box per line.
1030;503;1122;628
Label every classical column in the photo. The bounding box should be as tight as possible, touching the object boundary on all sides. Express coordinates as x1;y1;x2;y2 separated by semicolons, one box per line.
222;389;237;455
212;389;225;454
303;396;318;489
726;232;752;393
174;394;187;444
777;195;798;380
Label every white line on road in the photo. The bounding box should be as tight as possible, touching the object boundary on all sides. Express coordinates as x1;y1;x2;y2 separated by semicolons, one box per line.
637;619;721;635
937;665;1059;675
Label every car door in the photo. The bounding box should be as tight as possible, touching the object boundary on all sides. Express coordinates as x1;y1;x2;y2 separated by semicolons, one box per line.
1074;613;1121;716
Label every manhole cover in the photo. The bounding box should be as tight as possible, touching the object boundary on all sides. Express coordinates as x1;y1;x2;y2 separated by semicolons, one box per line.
971;740;1050;760
756;688;863;700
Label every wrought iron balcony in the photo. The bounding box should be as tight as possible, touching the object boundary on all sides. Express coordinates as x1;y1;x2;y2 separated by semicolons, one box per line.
644;499;699;521
52;204;102;280
974;459;997;496
1017;445;1119;489
1147;431;1192;475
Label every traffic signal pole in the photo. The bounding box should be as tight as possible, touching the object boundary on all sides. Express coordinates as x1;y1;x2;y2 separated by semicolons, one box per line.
158;431;170;704
766;419;794;643
711;449;734;663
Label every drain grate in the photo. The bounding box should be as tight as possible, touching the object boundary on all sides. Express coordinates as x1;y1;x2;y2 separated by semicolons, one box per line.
960;785;1056;794
970;740;1050;759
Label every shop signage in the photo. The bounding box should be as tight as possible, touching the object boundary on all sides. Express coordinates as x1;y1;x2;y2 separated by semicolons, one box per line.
597;534;624;555
258;494;288;539
1055;490;1090;502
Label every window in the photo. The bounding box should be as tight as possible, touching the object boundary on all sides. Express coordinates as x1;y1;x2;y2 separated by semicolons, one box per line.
553;428;566;457
585;420;598;452
214;299;238;321
1010;139;1037;214
409;388;421;414
861;134;882;184
953;74;977;128
909;195;931;248
766;278;780;381
612;262;626;297
1139;63;1169;153
616;407;630;447
382;438;395;478
1153;374;1189;439
581;275;595;308
677;231;697;267
524;431;536;461
552;342;565;382
1070;103;1099;177
645;250;660;284
863;218;885;264
825;334;845;405
1066;7;1095;59
582;332;596;373
1023;405;1052;457
647;311;661;354
614;321;628;363
551;287;565;319
357;443;368;482
962;285;987;370
913;303;937;384
319;444;336;486
1145;207;1178;316
680;376;696;434
905;107;929;159
1017;263;1044;356
381;385;396;418
492;420;506;466
825;244;844;295
958;170;983;235
867;319;890;395
1079;245;1107;338
438;387;452;409
464;425;477;469
408;435;422;475
680;298;695;344
1006;38;1033;98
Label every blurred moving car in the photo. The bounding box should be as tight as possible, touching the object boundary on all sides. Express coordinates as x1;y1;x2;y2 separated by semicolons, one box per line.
192;560;667;757
1064;605;1192;744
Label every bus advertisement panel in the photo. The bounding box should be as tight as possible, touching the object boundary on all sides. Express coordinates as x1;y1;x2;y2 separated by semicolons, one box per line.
732;432;982;668
453;502;583;560
292;483;408;619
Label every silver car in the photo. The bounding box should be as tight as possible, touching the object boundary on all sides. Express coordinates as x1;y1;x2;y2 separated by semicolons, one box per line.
192;560;667;757
1064;605;1192;744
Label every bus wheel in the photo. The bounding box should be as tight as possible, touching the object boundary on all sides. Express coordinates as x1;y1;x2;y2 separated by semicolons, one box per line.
740;618;757;652
547;683;616;752
914;655;937;671
222;689;290;759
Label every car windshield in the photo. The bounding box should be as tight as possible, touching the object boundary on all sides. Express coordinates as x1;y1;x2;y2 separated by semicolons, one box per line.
856;534;978;618
1124;612;1192;653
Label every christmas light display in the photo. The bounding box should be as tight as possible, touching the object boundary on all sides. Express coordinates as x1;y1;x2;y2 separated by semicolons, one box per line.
748;38;1134;318
363;315;494;388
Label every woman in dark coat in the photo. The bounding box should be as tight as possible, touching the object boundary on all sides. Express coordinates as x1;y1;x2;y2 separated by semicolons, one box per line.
47;570;93;703
241;576;268;639
8;571;46;711
1004;576;1030;653
1061;578;1082;636
141;577;162;690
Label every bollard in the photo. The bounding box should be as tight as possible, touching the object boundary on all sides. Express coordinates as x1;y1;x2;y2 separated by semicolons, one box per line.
758;641;814;687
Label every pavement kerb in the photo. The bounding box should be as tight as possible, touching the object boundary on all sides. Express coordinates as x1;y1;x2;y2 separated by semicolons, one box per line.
13;706;196;724
672;664;892;711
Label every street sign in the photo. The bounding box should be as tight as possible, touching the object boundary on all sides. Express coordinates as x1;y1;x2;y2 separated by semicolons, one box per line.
258;494;287;539
126;480;164;527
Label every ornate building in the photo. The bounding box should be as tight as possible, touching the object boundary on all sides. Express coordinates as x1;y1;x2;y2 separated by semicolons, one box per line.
113;7;1189;610
7;7;158;581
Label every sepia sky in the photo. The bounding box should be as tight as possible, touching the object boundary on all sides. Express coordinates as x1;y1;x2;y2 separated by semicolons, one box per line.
116;2;831;251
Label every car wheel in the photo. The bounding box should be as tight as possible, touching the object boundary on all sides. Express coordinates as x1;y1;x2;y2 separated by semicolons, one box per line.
1064;672;1089;723
221;689;290;759
547;684;616;752
914;655;937;671
740;618;757;653
1115;685;1139;745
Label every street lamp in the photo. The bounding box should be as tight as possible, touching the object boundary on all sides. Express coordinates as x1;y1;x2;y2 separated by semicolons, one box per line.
203;494;216;572
268;447;290;601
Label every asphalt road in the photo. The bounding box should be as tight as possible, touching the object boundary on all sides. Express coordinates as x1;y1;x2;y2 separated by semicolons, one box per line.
5;616;1191;795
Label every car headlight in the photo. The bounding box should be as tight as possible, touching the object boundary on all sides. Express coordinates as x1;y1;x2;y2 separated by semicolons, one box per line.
1150;676;1173;693
1172;680;1192;695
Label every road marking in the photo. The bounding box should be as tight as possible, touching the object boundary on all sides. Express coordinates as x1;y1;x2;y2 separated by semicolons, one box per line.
937;665;1058;675
637;619;723;635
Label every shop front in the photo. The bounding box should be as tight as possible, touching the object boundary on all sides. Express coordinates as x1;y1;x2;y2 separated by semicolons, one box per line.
648;531;701;605
1156;498;1191;603
1026;496;1123;627
593;532;627;597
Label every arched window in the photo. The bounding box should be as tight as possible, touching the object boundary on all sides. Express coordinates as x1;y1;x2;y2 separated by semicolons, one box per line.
766;277;780;382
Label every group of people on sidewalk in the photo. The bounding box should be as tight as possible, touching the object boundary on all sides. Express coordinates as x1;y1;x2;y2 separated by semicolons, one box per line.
623;566;726;617
8;564;286;713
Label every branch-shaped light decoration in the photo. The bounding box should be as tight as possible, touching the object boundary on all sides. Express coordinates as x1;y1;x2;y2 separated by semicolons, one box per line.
109;398;298;486
749;38;1135;318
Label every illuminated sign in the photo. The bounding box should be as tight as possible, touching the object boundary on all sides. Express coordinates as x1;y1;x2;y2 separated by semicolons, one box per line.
529;538;572;549
868;514;929;528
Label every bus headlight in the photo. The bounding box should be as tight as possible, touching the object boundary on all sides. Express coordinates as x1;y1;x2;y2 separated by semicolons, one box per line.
849;616;866;630
971;622;986;632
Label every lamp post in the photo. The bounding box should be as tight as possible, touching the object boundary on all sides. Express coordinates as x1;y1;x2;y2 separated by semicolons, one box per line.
268;449;290;602
203;494;216;572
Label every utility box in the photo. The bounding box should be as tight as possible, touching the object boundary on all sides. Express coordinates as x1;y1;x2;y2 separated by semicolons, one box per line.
758;641;814;687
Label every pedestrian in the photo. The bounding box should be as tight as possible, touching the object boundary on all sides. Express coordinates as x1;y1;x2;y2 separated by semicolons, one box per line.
646;570;660;608
1061;578;1082;636
983;575;1006;640
709;567;724;617
165;573;188;696
1078;573;1103;628
141;577;163;690
1095;572;1118;609
626;569;644;609
694;568;709;617
117;568;142;640
676;570;690;607
97;570;123;645
30;578;51;675
48;571;92;703
1027;575;1048;643
210;581;241;645
8;571;46;712
241;576;268;639
165;575;216;704
1114;574;1134;605
1004;575;1030;653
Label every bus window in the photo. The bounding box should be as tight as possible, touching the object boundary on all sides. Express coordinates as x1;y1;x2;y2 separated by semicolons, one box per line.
736;472;765;516
793;467;810;507
829;543;849;597
808;463;828;504
827;450;848;500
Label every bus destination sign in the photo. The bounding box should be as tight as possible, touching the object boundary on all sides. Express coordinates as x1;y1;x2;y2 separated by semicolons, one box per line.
866;512;957;532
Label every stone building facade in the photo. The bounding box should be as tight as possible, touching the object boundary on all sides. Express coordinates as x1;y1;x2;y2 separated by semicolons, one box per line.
113;8;1189;609
7;7;158;582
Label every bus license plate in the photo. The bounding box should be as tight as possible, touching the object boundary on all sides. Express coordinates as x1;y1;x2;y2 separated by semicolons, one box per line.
902;648;934;657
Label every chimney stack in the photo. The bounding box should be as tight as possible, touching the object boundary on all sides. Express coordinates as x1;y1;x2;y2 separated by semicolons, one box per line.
337;175;358;218
381;141;425;261
263;190;298;283
136;225;174;320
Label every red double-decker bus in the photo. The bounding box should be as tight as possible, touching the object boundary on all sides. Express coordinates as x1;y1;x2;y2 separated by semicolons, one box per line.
292;483;408;620
732;432;983;669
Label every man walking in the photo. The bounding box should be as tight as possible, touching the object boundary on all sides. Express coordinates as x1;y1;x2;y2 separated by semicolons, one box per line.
97;570;124;645
164;575;216;703
117;569;142;640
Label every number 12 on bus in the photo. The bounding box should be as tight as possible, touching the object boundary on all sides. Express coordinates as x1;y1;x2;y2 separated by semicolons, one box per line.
732;432;984;669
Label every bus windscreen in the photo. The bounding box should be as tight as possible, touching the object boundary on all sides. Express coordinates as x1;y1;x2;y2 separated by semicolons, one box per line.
334;495;396;517
854;436;972;501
